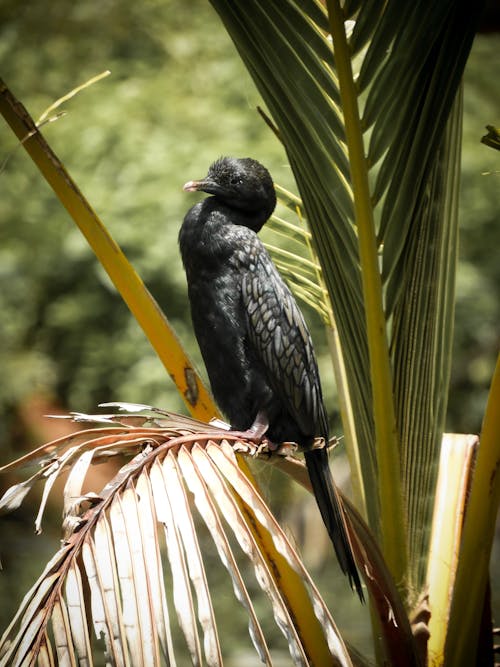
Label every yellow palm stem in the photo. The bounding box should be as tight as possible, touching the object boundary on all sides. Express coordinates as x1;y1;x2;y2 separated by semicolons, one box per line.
445;354;500;665
0;78;215;422
326;2;407;586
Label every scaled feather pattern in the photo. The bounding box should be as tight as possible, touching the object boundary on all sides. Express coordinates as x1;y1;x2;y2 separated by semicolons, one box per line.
180;156;363;599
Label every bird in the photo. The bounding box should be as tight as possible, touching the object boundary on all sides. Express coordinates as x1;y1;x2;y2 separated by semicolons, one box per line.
179;156;363;600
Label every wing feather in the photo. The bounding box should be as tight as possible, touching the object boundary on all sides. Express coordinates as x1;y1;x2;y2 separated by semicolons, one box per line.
242;243;328;440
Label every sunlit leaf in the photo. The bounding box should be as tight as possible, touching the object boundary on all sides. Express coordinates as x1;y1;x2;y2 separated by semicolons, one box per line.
0;411;355;665
209;0;481;598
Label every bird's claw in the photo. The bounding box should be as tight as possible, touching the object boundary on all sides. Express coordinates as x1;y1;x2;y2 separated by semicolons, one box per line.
253;438;297;458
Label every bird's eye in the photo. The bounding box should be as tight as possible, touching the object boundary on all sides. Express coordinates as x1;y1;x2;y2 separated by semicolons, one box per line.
230;176;242;186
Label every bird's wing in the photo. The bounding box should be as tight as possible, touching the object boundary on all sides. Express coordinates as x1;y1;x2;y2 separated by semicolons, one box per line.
242;241;364;601
241;244;328;439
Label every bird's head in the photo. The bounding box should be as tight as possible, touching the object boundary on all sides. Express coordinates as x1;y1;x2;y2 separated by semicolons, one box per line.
183;156;276;231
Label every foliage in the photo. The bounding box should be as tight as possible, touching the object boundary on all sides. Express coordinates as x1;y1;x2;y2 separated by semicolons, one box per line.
208;0;476;600
0;0;499;665
0;408;354;666
0;3;497;445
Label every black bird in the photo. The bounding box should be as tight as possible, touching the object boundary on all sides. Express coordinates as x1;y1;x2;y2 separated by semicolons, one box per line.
179;156;363;599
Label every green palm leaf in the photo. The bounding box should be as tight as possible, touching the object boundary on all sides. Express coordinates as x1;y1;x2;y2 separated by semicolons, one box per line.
265;199;369;513
209;0;481;599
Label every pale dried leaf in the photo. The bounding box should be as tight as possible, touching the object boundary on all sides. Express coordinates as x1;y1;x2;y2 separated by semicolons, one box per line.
0;468;49;514
208;443;293;564
36;446;84;533
56;412;124;426
65;563;93;666
1;570;62;664
63;412;156;428
98;446;153;504
52;596;78;667
0;427;125;476
118;482;159;666
191;444;308;666
99;402;158;413
135;471;177;665
38;633;56;667
99;403;212;432
150;459;202;666
63;449;96;518
85;543;130;667
108;495;144;666
81;541;109;653
178;446;272;666
1;415;353;666
0;545;71;652
210;442;352;665
87;519;129;667
162;451;222;667
9;609;47;666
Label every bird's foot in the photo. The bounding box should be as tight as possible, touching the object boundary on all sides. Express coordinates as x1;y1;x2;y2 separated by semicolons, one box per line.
254;439;297;458
311;436;327;450
254;437;278;458
246;410;270;440
275;440;298;456
229;410;270;444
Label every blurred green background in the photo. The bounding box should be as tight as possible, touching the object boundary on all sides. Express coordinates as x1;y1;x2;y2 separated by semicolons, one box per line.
0;0;498;660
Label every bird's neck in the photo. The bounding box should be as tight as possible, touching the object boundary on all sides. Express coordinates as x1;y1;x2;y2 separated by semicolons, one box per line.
180;198;259;276
212;197;271;233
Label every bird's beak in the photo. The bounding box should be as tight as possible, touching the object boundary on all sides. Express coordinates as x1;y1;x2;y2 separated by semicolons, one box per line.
183;180;202;192
183;178;220;196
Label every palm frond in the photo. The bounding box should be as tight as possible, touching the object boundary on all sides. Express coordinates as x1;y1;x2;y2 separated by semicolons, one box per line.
265;210;331;323
326;0;405;580
209;0;481;596
265;197;367;516
390;94;463;586
0;409;354;666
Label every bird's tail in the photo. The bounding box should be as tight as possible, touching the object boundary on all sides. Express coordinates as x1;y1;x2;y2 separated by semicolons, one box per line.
304;447;364;601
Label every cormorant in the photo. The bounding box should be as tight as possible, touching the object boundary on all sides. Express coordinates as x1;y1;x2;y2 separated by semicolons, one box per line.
179;156;363;600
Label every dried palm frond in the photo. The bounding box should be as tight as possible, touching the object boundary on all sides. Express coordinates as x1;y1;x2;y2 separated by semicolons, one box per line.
0;405;354;667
